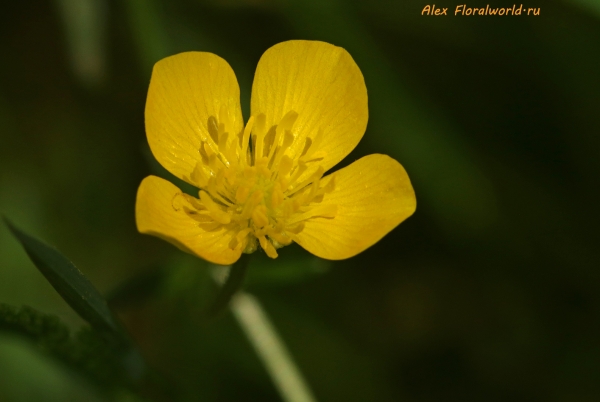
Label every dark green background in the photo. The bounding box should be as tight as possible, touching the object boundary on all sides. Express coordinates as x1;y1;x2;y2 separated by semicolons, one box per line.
1;0;599;401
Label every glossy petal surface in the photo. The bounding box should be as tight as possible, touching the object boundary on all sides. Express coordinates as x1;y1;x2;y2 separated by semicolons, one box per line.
294;154;416;260
136;175;242;265
146;52;244;185
250;40;368;175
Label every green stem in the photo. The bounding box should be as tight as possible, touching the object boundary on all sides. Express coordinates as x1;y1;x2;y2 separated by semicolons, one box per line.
208;253;250;316
231;292;317;402
209;255;316;401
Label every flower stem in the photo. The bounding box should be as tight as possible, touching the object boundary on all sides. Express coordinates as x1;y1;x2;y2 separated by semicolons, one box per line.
208;253;250;316
230;291;317;402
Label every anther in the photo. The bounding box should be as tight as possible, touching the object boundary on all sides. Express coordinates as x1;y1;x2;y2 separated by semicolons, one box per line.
240;116;255;162
199;191;231;224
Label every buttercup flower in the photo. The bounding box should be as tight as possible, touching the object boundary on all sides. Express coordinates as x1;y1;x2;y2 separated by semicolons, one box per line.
136;40;416;265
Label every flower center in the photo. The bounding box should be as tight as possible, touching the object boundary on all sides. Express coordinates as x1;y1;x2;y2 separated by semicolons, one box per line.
173;107;337;259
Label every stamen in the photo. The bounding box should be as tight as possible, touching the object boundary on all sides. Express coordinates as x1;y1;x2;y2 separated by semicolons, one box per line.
287;223;304;234
203;142;216;158
207;116;219;145
172;192;204;212
268;111;298;161
258;235;278;258
240;190;263;220
287;204;337;225
279;110;298;132
240;116;254;164
252;204;269;229
262;126;277;158
181;109;337;259
299;129;327;164
267;230;292;246
253;113;267;163
286;162;308;191
235;185;251;204
219;105;232;134
278;155;294;179
237;227;252;243
207;171;234;206
218;131;229;159
287;165;325;196
270;182;284;210
300;137;312;158
300;150;326;164
190;163;209;188
199;191;231;224
270;131;295;173
255;157;270;178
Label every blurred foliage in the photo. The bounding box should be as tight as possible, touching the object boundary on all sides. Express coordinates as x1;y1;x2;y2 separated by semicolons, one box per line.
1;0;600;401
0;304;136;400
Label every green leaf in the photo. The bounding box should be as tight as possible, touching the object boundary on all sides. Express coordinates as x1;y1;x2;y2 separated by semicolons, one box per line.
4;218;122;337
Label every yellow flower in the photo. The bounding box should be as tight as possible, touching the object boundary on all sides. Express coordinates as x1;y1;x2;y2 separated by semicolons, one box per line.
136;40;416;265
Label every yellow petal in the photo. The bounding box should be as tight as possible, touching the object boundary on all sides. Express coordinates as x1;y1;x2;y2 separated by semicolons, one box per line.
250;40;367;173
294;154;416;260
136;175;242;265
145;52;243;185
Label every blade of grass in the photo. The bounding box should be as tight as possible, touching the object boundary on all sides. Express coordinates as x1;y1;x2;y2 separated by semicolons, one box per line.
4;218;122;338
